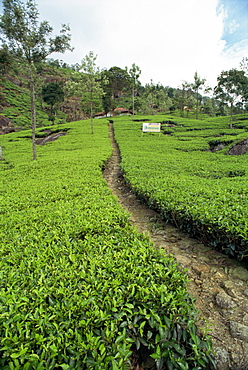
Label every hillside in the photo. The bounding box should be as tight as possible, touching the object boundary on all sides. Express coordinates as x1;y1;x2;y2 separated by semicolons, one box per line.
0;60;84;133
104;120;248;369
113;113;248;264
0;118;216;369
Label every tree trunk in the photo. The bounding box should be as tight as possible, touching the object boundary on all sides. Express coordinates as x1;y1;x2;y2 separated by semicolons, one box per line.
230;103;233;129
132;84;135;115
196;87;199;119
90;94;94;134
29;62;37;160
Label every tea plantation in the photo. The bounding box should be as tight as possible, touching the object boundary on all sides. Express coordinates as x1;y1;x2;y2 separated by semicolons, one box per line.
0;119;214;369
114;113;248;262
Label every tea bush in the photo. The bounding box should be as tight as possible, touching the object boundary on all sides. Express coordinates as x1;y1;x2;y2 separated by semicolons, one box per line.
114;114;248;261
0;119;214;369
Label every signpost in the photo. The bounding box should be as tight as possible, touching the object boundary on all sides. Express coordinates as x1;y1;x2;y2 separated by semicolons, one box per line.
142;122;161;135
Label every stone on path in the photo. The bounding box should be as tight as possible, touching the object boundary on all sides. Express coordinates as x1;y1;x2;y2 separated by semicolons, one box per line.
215;290;236;309
230;321;248;342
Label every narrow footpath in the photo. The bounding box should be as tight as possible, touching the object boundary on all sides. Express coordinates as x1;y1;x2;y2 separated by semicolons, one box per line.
103;123;248;370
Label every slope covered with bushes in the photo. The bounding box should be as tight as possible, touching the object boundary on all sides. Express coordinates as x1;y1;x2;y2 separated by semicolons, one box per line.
0;119;214;369
114;113;248;262
0;60;84;131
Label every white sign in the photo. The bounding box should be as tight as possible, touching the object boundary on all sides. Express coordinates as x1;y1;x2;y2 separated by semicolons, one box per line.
142;122;161;133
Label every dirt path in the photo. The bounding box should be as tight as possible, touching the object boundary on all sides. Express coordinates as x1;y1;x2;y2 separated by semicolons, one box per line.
103;123;248;370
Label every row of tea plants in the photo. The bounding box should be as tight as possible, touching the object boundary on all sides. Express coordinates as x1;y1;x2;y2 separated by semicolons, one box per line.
0;120;214;369
113;113;248;262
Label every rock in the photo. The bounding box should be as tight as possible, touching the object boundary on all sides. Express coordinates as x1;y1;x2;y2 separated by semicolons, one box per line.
215;290;236;309
230;321;248;342
214;271;226;281
194;279;202;286
243;314;248;324
243;289;248;298
211;347;230;370
229;267;248;281
222;280;243;299
169;236;178;243
0;115;12;127
175;255;191;267
228;138;248;155
169;246;180;254
200;256;211;263
240;301;248;313
222;280;235;290
192;263;210;276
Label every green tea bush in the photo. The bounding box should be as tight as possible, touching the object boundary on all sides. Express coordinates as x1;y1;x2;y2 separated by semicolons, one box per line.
1;77;50;128
0;119;214;369
114;114;248;261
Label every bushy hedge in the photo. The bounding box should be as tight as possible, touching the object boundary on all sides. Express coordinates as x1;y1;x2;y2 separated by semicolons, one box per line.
0;120;214;369
114;114;248;261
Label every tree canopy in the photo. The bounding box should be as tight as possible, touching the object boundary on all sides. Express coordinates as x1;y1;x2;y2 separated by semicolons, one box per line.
42;82;65;124
0;0;72;159
214;69;248;128
66;51;106;134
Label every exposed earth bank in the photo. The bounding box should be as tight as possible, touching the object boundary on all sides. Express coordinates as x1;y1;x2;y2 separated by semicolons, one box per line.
103;123;248;370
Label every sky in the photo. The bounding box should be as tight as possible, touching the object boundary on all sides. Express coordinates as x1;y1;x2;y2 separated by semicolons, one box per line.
0;0;247;89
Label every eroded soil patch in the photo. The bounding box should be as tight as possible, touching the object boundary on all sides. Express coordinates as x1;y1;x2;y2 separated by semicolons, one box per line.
35;131;67;145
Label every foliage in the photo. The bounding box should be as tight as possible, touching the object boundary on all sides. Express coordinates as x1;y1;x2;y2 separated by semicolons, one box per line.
192;72;207;119
0;0;72;159
113;114;248;262
0;46;12;74
101;67;131;114
173;82;194;117
126;63;141;115
141;81;175;115
214;69;248;128
42;82;65;124
0;75;50;127
66;51;106;134
0;119;214;369
0;0;72;63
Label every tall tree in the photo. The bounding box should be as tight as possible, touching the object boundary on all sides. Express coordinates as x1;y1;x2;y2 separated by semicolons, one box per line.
240;57;248;76
192;72;206;119
176;81;193;117
42;82;65;124
0;0;72;160
101;66;130;115
67;51;106;134
127;63;141;115
0;46;12;74
214;69;248;128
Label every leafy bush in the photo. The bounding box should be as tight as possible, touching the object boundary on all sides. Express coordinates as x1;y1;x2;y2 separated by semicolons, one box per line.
0;119;214;369
114;114;248;262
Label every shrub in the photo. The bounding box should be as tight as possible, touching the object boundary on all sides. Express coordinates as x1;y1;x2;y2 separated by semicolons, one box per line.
0;119;214;369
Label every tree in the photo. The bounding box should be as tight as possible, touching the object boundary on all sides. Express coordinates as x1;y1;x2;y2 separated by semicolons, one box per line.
42;82;65;124
176;81;193;117
0;46;12;74
101;67;130;115
240;57;248;76
67;51;106;134
0;0;72;159
142;80;156;115
127;63;141;115
214;69;248;128
192;72;206;119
